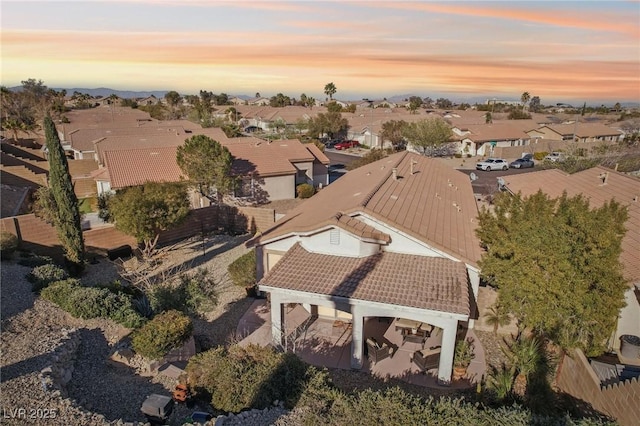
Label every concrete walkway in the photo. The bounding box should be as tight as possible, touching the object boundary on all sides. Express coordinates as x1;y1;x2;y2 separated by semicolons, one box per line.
237;300;486;390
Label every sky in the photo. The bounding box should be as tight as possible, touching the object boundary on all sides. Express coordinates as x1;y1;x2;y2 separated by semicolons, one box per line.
1;0;639;104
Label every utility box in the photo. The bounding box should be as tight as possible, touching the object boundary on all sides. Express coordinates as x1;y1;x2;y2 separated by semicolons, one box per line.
141;394;174;423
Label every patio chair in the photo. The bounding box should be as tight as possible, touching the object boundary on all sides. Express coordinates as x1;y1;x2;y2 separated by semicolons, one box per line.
366;338;393;364
411;346;441;372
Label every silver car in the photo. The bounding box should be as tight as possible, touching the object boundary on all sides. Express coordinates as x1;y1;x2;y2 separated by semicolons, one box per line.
476;158;509;171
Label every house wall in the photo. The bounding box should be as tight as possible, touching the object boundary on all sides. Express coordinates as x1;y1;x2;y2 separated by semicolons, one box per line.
260;174;295;201
312;163;329;187
301;229;380;258
613;285;640;351
556;348;640;426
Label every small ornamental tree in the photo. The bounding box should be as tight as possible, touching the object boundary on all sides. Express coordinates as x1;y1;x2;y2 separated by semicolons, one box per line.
103;181;190;258
228;250;257;291
477;190;628;356
176;135;235;203
402;117;453;156
35;116;85;274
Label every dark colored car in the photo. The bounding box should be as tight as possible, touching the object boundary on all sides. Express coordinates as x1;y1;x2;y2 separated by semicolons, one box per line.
335;140;359;150
509;157;535;169
324;139;341;149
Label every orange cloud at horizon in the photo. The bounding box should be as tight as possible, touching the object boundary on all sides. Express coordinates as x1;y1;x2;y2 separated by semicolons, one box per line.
2;28;638;101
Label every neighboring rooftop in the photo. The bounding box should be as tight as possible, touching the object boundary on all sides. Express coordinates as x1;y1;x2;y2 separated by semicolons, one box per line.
260;243;470;315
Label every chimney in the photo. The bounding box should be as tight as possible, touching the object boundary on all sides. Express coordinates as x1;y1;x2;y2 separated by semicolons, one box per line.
392;168;398;180
615;163;619;172
599;172;609;185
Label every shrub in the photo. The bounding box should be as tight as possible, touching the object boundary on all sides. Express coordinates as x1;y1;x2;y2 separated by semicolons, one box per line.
26;264;68;292
228;250;256;289
149;268;219;316
296;183;315;199
186;344;320;413
132;310;192;360
0;232;19;260
41;279;82;307
533;152;548;161
454;153;462;158
40;279;145;328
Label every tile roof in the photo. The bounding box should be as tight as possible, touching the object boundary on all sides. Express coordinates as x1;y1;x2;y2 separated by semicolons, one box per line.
543;123;623;137
254;152;483;266
335;213;391;243
304;143;330;165
504;167;640;283
260;243;470;315
68;125;190;152
103;146;185;189
456;122;535;142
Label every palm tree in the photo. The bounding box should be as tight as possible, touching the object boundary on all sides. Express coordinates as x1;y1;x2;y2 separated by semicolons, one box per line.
484;303;511;334
324;82;337;100
521;92;530;111
505;335;541;398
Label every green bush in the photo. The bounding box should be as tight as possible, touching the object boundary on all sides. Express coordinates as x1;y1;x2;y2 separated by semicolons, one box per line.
17;254;54;267
186;344;320;413
454;153;462;158
533;152;548;161
40;279;145;328
149;268;219;316
0;232;19;260
26;264;68;292
296;183;315;198
227;250;256;289
132;310;192;360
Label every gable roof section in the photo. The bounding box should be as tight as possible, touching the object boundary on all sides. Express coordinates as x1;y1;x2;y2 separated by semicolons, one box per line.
543;123;623;138
304;143;330;165
254;152;483;266
103;146;185;189
503;167;640;282
260;243;470;315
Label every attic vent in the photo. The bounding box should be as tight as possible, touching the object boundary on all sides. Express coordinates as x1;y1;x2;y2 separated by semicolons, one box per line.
330;229;340;245
150;152;159;156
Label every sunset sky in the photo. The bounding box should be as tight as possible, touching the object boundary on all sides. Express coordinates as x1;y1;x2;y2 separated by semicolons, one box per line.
1;0;639;104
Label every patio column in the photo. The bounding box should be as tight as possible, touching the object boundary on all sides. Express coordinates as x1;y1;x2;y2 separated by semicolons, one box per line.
437;319;458;385
350;305;364;369
270;292;285;348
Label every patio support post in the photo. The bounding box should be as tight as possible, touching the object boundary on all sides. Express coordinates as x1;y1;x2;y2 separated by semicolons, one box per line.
437;319;458;385
350;306;364;369
270;292;285;348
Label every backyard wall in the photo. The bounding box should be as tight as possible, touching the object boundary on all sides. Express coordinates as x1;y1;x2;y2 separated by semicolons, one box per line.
493;139;618;159
556;348;640;426
1;205;275;259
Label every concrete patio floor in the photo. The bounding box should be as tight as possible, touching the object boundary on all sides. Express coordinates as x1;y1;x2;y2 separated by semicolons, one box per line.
237;300;486;390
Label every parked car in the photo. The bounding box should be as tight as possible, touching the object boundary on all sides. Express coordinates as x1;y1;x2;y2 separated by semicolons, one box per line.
509;156;535;169
476;158;509;171
324;139;341;149
544;152;565;162
335;140;359;150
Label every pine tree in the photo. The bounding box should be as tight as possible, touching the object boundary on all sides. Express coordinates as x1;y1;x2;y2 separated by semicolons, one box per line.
41;116;85;274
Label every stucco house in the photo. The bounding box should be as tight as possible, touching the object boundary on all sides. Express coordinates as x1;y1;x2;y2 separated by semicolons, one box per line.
503;167;640;357
526;123;624;144
250;152;483;384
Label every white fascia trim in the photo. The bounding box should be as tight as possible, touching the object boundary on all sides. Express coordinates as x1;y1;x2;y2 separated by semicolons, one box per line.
354;212;462;263
259;286;469;322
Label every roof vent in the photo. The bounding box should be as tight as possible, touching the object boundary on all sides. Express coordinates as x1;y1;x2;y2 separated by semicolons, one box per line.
410;159;418;175
392;168;398;180
599;172;609;185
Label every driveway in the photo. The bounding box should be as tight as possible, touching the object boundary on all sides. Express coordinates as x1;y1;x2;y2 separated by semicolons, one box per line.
458;166;540;195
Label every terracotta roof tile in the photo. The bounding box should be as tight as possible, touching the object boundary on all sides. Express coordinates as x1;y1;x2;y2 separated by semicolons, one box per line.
260;243;470;315
103;146;185;189
504;167;640;283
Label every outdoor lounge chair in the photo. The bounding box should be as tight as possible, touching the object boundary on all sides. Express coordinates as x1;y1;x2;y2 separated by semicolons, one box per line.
366;338;393;364
411;346;441;372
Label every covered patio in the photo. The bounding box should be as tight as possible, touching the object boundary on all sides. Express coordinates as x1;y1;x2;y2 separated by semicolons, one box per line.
237;300;486;389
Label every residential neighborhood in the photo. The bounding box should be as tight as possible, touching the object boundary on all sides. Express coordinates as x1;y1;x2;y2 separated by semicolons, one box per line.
2;80;639;425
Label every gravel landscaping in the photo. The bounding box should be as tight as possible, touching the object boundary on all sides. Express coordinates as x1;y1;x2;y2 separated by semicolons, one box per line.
0;234;256;425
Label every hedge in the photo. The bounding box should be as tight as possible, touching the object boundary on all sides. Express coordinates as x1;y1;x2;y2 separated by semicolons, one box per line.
26;264;68;292
0;232;19;260
40;279;145;328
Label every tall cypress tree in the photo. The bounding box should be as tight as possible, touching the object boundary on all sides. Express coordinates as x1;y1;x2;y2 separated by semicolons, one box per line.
43;115;85;274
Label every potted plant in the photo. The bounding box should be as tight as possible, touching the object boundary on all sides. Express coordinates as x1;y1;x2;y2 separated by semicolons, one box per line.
453;337;475;380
